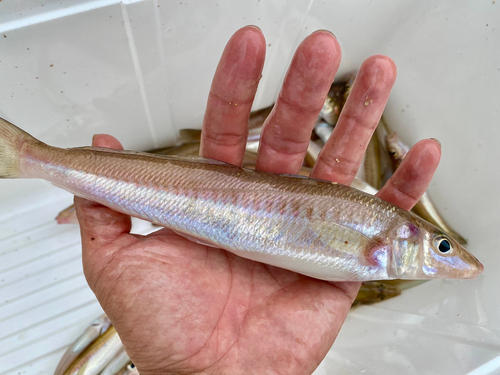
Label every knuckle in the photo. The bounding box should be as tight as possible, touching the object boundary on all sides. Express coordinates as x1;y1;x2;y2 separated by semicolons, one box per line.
203;130;247;148
260;133;309;156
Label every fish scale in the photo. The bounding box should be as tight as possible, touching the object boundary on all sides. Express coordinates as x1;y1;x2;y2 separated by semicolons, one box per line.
0;118;483;281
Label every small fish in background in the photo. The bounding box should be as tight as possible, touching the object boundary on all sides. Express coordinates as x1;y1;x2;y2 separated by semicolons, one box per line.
353;280;401;305
385;131;468;245
374;117;396;187
54;314;112;375
100;349;132;375
385;132;410;170
319;75;355;126
352;280;427;306
362;133;383;190
116;363;139;375
314;121;333;144
248;104;273;129
62;326;123;375
54;314;133;375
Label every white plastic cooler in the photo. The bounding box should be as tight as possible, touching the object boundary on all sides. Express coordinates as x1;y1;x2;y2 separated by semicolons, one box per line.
0;1;499;374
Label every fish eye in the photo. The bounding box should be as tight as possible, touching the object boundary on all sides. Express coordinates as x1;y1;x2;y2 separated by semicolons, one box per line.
434;235;453;254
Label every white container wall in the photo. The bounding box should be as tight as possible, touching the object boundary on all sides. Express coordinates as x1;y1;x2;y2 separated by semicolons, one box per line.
0;1;499;374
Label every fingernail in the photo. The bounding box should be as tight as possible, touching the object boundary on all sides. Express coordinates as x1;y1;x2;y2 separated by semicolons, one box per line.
92;134;104;145
430;138;441;148
245;25;262;32
313;29;337;39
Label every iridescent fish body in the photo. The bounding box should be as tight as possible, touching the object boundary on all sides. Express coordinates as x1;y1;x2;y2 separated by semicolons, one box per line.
0;118;482;281
116;364;139;375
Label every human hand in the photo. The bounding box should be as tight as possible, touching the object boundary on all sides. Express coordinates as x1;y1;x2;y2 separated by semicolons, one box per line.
74;26;441;375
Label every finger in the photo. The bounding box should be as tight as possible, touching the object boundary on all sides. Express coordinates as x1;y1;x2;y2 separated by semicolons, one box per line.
256;30;341;174
311;55;397;184
74;134;132;248
200;26;266;166
91;134;124;150
376;139;441;210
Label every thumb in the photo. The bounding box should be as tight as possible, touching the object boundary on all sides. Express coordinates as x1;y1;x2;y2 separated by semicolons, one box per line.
74;134;133;255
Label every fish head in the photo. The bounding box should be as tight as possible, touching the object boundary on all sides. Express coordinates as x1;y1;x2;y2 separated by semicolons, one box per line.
385;132;409;169
390;218;483;279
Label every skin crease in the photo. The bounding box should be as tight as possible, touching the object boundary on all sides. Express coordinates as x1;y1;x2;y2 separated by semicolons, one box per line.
74;26;441;375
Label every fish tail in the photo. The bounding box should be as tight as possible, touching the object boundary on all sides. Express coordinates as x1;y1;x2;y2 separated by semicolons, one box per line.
0;117;40;178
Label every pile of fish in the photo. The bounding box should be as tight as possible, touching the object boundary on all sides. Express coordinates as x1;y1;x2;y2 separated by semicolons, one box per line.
44;74;474;372
54;314;136;375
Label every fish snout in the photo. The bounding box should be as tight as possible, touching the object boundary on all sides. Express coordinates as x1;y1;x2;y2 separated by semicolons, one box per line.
462;251;484;279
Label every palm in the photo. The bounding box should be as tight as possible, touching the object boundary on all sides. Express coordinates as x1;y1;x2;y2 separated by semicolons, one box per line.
75;27;441;374
85;229;355;374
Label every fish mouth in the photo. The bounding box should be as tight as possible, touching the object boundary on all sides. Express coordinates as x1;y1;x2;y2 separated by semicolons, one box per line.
454;248;484;279
463;254;484;279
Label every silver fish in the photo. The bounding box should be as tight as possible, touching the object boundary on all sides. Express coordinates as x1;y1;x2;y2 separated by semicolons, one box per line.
363;133;382;189
374;118;395;187
100;349;131;375
350;178;379;196
116;363;139;375
55;127;263;224
385;132;468;245
62;326;123;375
314;121;333;144
0;118;482;281
54;314;112;375
319;78;353;126
353;280;427;306
305;140;322;168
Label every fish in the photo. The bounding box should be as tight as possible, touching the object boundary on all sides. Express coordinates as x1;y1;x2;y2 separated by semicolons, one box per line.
362;133;382;189
350;178;379;196
178;128;201;143
314;121;333;144
147;142;200;157
320;96;340;126
0;118;482;281
385;132;409;170
353;281;401;305
343;74;356;101
62;326;123;375
374;118;395;186
55;128;261;224
54;314;112;375
353;280;427;306
115;363;139;375
305;140;322;168
319;77;354;126
100;349;131;375
248;105;273;129
385;132;468;245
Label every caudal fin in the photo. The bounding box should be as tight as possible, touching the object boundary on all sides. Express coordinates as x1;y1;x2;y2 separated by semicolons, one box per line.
0;117;39;178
